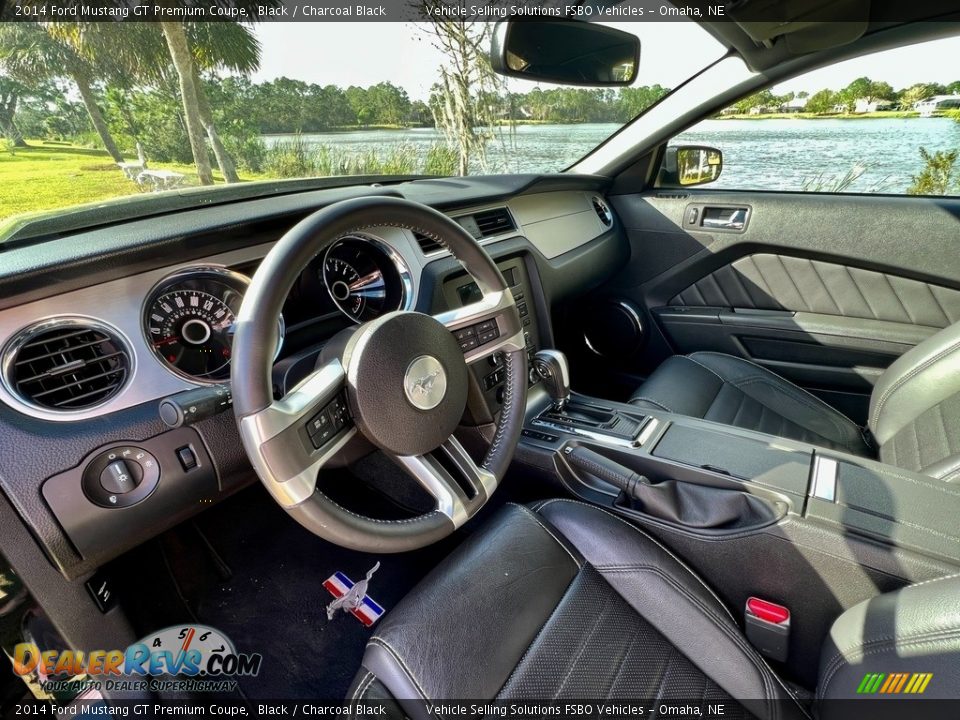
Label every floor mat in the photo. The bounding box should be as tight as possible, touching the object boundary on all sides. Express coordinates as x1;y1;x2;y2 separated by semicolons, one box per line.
133;484;459;700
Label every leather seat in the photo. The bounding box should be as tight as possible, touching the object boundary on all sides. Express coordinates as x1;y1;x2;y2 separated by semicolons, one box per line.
628;320;960;481
350;501;804;720
348;501;960;718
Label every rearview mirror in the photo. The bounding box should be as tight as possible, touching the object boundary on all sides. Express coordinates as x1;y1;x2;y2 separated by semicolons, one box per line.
662;146;723;187
490;20;640;87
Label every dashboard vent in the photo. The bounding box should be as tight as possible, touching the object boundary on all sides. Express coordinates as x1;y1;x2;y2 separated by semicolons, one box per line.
592;196;614;227
413;231;444;255
471;207;516;238
5;320;130;411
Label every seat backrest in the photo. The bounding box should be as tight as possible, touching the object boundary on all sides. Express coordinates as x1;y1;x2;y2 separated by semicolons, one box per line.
869;320;960;480
816;575;960;707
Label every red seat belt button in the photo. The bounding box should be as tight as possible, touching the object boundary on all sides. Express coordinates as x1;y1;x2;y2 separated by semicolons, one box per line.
746;597;790;625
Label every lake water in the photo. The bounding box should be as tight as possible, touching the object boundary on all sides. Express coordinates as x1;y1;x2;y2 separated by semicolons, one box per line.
264;118;960;193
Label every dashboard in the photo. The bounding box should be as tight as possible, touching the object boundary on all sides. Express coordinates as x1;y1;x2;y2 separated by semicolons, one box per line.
0;178;627;581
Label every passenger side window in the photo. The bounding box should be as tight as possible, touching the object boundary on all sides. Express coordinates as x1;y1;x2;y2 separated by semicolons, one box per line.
661;36;960;196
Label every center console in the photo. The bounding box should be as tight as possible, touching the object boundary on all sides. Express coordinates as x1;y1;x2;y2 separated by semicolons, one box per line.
514;349;960;688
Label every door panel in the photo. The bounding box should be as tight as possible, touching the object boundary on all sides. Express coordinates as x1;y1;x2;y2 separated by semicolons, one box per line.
585;191;960;422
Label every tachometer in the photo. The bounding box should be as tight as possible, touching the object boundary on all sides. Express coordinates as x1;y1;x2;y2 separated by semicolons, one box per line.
144;267;282;382
322;234;413;323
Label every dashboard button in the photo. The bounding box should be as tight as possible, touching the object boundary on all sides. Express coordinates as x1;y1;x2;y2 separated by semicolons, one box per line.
176;446;198;471
99;460;141;495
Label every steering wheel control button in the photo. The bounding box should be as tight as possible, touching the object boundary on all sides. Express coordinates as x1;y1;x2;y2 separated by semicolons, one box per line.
176;445;198;471
99;459;142;495
455;319;500;353
81;445;161;508
404;355;448;411
306;392;351;449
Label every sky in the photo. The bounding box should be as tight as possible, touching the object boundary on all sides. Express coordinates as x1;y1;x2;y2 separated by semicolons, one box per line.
251;22;960;100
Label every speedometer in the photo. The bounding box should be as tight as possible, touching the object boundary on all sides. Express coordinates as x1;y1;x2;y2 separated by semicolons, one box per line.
322;234;413;323
144;267;282;382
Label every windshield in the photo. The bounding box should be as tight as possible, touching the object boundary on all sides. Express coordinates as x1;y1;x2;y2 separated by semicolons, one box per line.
0;19;722;243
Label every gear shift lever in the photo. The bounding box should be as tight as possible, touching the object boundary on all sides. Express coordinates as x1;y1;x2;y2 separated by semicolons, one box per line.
533;350;571;410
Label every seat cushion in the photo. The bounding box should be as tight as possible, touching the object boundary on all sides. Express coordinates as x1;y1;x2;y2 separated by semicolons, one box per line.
629;352;871;456
355;501;808;720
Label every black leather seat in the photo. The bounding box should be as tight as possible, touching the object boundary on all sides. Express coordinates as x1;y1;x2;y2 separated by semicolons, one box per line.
628;320;960;481
348;501;960;718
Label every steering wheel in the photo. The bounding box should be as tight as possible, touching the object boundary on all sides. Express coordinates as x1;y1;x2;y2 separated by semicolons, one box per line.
231;196;528;552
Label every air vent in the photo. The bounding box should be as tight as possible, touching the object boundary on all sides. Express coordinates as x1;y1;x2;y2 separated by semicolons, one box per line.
470;207;516;238
592;196;614;227
413;231;444;255
4;320;131;412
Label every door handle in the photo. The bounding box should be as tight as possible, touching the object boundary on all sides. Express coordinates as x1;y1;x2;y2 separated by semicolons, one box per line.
701;207;748;230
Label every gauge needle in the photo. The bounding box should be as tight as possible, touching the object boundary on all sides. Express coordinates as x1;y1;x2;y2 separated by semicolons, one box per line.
349;271;387;299
152;336;179;347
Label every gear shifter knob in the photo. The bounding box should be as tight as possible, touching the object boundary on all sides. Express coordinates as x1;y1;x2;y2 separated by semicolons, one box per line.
533;350;571;410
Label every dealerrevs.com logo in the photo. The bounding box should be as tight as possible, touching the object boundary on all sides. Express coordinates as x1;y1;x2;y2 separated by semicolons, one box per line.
13;625;261;695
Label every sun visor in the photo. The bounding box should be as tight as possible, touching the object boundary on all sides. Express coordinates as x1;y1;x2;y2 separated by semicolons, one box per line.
731;0;869;52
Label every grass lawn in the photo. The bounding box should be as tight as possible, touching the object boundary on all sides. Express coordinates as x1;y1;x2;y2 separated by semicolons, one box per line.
0;141;255;239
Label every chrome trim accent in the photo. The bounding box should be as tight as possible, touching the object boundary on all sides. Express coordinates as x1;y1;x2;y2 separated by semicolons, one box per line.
238;360;349;508
323;232;414;323
811;456;838;502
141;264;285;385
0;316;135;420
247;359;345;441
531;418;644;449
591;195;614;227
584;300;643;358
433;288;524;364
394;437;496;528
636;417;660;446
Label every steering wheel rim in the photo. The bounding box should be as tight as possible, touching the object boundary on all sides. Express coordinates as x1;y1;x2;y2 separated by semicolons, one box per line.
231;196;528;552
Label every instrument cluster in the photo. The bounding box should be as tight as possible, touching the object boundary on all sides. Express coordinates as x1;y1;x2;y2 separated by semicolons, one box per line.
142;233;413;383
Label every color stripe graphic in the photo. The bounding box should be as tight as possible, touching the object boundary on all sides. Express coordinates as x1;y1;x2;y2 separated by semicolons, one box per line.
857;672;933;694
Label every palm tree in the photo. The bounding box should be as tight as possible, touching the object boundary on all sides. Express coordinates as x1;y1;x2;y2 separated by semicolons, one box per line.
0;23;124;161
0;76;27;147
160;21;214;185
58;21;262;184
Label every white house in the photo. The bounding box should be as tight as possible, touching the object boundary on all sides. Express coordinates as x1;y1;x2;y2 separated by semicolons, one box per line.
780;97;808;112
854;98;895;113
914;95;960;117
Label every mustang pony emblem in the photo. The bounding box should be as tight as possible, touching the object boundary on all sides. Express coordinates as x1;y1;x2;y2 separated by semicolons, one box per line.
410;369;441;396
403;355;447;410
324;563;384;626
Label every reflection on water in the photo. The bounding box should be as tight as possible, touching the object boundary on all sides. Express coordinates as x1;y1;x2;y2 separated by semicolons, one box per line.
264;117;960;192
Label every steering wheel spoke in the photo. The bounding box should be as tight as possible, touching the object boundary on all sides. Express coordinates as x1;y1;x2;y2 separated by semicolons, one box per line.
238;359;355;508
434;288;525;364
392;437;497;528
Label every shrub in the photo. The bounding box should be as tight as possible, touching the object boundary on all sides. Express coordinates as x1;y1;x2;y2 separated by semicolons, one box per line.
908;147;958;195
423;144;458;176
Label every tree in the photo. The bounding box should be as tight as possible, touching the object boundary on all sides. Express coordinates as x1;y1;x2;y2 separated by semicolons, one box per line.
899;83;936;109
0;23;124;161
0;76;27;146
908;147;958;196
417;1;503;175
154;22;218;185
805;88;837;114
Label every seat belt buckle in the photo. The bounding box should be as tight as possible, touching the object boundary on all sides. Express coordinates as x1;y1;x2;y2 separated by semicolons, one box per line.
744;597;790;662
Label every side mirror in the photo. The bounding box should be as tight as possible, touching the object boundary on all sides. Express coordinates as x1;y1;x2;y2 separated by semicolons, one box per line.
661;146;723;187
490;20;640;87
